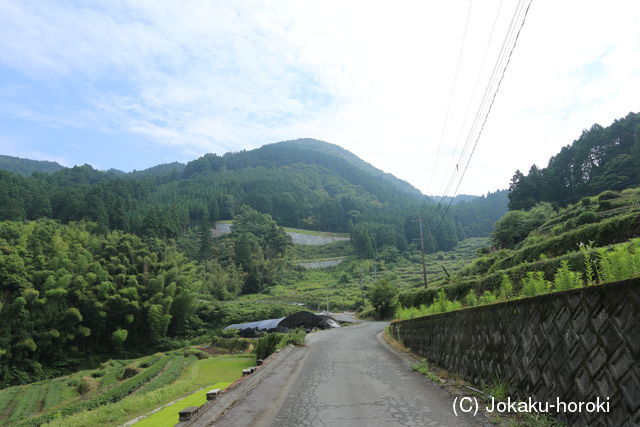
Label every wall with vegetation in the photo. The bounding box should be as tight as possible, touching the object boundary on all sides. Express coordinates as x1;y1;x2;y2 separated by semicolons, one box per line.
391;278;640;426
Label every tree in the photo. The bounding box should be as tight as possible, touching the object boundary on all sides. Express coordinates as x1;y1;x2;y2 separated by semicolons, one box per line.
367;277;397;319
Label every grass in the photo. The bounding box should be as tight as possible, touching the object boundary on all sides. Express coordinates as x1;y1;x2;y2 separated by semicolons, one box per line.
43;354;255;427
8;384;47;423
411;360;441;383
134;381;232;427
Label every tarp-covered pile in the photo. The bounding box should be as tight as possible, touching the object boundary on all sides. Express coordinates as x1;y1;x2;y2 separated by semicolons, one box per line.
224;311;340;337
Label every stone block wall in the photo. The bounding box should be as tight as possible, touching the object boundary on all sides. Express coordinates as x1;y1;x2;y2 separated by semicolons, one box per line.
390;278;640;426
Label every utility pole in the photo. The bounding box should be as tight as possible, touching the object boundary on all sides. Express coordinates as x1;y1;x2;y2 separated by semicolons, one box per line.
415;217;429;288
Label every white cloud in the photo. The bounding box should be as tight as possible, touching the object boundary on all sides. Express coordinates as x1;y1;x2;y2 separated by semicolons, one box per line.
0;0;639;194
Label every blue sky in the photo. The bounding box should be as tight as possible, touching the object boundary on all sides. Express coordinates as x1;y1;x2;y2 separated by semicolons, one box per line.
1;0;639;194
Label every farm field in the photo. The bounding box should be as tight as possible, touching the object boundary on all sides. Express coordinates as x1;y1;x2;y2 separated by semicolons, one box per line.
134;380;232;427
0;350;254;427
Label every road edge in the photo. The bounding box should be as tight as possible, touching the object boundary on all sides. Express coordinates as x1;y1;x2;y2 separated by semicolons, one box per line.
177;345;297;427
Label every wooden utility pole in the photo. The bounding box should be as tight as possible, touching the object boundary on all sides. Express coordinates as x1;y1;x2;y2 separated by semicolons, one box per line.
416;217;428;288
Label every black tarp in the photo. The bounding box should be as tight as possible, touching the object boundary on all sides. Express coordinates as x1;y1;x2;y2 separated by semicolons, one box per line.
224;311;340;336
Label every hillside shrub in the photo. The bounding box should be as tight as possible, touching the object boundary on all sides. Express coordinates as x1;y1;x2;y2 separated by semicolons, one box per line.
280;329;306;347
491;212;640;270
519;272;550;297
211;337;252;353
498;274;513;299
598;240;640;282
254;333;282;360
576;211;598;225
598;201;612;211
464;290;478;307
553;261;583;291
478;291;497;305
598;190;620;201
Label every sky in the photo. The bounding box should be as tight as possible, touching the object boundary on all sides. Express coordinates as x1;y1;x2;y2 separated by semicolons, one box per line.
0;0;638;196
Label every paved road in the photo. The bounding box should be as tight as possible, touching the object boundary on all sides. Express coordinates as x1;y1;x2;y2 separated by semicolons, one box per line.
211;322;480;427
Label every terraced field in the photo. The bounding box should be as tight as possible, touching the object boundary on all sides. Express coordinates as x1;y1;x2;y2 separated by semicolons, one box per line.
0;351;254;427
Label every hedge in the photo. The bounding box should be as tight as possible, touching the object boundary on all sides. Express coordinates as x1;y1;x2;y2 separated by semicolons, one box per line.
490;212;640;272
398;250;594;308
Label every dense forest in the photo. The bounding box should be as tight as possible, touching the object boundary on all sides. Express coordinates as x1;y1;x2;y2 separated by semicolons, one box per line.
0;206;299;386
509;112;640;209
0;138;510;386
0;139;506;254
0;155;64;176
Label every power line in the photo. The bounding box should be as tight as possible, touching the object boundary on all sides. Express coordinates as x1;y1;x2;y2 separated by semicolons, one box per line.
435;0;534;230
427;0;474;193
435;0;504;204
435;0;526;214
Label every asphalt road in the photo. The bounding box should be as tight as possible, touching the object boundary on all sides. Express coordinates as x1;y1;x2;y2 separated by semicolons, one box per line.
211;322;481;427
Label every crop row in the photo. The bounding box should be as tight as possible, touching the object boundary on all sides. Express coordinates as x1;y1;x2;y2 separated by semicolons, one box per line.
19;355;170;426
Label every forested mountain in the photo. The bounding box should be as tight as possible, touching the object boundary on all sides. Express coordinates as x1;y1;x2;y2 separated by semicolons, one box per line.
129;162;186;179
429;194;479;205
0;139;508;259
449;190;509;237
509;112;640;209
273;139;424;197
0;155;65;176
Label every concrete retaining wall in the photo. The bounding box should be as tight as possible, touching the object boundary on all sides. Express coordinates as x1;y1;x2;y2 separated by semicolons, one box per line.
212;222;350;245
390;278;640;426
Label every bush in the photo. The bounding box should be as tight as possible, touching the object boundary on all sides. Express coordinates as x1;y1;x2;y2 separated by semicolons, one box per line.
576;211;598;225
598;190;620;201
280;329;306;347
598;201;612;211
478;291;497;305
367;277;398;319
553;260;583;291
211;337;251;353
498;274;513;299
254;333;282;360
464;290;478;307
598;240;640;283
520;272;550;297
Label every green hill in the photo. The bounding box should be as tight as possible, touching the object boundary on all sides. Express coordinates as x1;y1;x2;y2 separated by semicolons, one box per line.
509;112;640;209
0;155;65;176
1;139;503;253
398;186;640;308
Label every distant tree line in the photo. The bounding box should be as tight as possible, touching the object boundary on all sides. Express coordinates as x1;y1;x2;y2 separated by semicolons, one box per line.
509;112;640;210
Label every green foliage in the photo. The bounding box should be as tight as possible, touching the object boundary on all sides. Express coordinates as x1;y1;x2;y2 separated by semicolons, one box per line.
367;277;398;318
491;203;554;248
397;289;465;318
111;329;129;350
576;211;597;225
20;356;169;426
135;356;194;394
509;112;640;209
254;333;282;360
597;239;640;283
553;260;583;291
0;220;203;387
519;272;551;297
464;290;478;307
210;336;251;353
478;291;497;305
486;376;510;401
580;242;596;285
279;329;306;347
498;274;513;299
